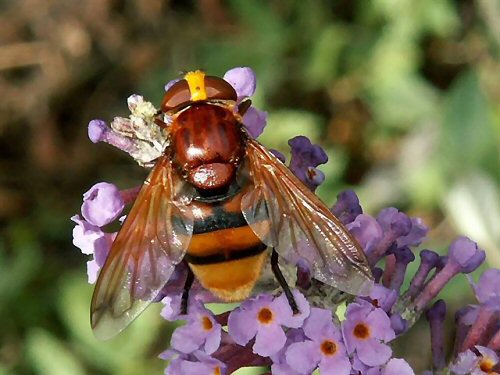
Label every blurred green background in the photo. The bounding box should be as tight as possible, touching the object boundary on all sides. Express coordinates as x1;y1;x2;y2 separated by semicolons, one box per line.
1;0;499;374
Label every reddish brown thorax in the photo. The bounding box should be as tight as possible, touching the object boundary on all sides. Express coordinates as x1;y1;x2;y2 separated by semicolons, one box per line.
170;104;245;190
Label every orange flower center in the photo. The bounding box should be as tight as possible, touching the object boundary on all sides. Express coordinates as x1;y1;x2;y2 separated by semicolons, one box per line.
213;367;221;375
353;323;370;339
320;340;337;356
258;307;274;324
479;356;495;373
202;316;213;331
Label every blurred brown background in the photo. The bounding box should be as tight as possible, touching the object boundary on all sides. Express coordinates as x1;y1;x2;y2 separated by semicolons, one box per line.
1;1;499;374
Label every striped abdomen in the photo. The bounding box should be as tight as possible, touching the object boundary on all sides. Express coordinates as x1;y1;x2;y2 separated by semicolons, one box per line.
185;185;269;301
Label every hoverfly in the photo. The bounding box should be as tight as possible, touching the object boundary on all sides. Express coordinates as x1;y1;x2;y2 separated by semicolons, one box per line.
91;70;373;340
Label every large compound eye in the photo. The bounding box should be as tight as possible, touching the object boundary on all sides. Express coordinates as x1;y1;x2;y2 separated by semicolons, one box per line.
161;80;191;112
205;76;237;101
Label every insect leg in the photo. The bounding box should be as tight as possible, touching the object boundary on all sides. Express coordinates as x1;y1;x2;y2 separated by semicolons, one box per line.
271;249;299;314
181;266;195;314
154;118;168;128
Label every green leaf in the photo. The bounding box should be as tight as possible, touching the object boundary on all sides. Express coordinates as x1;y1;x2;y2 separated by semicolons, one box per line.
304;25;347;89
234;367;268;374
26;329;86;375
260;110;323;152
444;171;500;267
57;273;166;374
440;70;498;175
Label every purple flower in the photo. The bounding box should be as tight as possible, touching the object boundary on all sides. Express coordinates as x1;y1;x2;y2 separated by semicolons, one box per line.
351;353;378;374
88;119;110;144
271;363;301;375
371;209;412;263
288;136;328;191
377;208;412;238
396;217;428;248
81;67;500;375
448;236;486;273
426;300;447;371
285;308;351;375
88;119;138;153
358;283;398;313
71;215;114;283
270;149;286;163
382;358;415;375
390;314;407;335
223;67;268;138
227;290;310;357
406;249;440;299
468;268;500;307
270;329;306;375
388;247;415;292
169;300;221;355
342;303;395;367
242;106;268;138
450;349;479;374
450;346;498;375
331;190;363;225
457;304;498;354
71;215;105;255
413;237;485;311
81;182;125;227
347;214;383;255
223;67;256;99
160;294;183;321
164;350;226;375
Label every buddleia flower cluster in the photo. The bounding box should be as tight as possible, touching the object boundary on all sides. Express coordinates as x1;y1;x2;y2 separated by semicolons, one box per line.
72;67;500;374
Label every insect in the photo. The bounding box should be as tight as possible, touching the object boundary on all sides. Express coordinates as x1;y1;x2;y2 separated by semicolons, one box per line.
90;70;373;340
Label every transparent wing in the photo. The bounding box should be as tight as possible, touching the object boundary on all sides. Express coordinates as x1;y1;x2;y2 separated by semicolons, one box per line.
91;155;193;340
242;139;373;296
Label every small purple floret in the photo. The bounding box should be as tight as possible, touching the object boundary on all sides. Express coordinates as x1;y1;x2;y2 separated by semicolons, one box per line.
88;119;108;143
358;283;398;313
170;301;221;355
448;236;486;273
342;303;395;367
71;215;113;283
449;349;479;374
160;294;183;321
285;308;351;375
223;67;256;99
243;106;268;138
468;268;500;306
227;291;310;357
389;247;415;291
426;300;447;370
383;358;415;375
396;217;428;248
165;350;227;375
331;190;363;225
87;119;138;155
377;208;412;243
81;182;125;227
270;149;286;163
347;214;383;255
413;237;485;311
288;136;328;191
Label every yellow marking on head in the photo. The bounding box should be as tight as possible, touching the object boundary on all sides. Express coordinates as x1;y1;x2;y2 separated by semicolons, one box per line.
184;70;207;101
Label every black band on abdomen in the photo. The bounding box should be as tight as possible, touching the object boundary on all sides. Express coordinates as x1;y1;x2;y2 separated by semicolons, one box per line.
185;243;267;265
192;206;248;234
